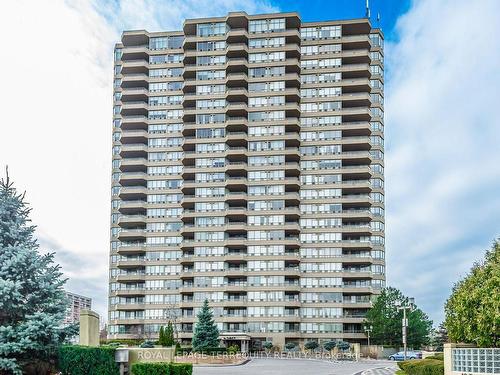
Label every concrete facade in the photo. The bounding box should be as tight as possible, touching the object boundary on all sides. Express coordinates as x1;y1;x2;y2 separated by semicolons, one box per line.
79;309;100;346
108;11;385;350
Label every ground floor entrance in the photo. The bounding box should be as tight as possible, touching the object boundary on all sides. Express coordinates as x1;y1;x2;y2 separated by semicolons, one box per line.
219;333;251;352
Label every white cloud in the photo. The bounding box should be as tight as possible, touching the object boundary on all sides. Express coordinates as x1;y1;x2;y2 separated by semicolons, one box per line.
2;0;499;328
0;0;278;322
385;0;500;323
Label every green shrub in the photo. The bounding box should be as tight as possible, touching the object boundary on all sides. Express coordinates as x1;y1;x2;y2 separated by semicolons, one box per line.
285;342;297;350
132;362;169;375
176;346;192;355
304;341;319;351
398;359;444;375
100;338;142;346
426;353;444;361
131;362;193;375
323;340;337;351
227;344;239;354
337;341;350;350
139;340;155;348
170;363;193;375
58;345;120;375
263;341;273;350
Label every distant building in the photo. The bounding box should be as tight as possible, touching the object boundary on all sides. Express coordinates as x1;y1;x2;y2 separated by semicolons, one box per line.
64;291;92;325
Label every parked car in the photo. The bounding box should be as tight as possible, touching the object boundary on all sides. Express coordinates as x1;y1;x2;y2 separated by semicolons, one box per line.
389;351;422;360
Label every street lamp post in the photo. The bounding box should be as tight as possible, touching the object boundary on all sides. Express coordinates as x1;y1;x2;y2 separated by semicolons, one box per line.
395;297;415;360
364;325;373;347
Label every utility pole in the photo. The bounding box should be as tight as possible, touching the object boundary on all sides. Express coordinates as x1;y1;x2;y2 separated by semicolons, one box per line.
396;297;415;360
364;324;373;346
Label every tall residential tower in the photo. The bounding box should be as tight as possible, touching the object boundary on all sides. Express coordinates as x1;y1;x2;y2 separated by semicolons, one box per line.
109;11;385;350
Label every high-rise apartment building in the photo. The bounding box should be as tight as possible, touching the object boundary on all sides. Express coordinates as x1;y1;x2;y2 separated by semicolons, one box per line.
108;11;385;350
64;291;92;325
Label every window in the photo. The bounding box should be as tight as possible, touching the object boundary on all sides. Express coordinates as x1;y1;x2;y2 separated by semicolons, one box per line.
197;22;227;37
249;18;285;33
249;51;285;63
301;25;341;40
149;54;183;64
197;41;226;51
249;37;285;48
248;81;285;92
149;36;184;50
196;70;226;80
197;55;226;66
248;111;285;122
249;66;285;78
248;96;285;107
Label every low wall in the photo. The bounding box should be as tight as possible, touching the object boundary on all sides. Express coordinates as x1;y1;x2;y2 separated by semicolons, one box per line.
444;343;499;375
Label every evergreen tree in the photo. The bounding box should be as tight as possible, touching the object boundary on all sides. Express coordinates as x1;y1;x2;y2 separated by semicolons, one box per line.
165;321;175;346
0;170;75;374
158;326;165;346
192;299;219;352
429;322;448;351
364;287;433;348
445;240;500;347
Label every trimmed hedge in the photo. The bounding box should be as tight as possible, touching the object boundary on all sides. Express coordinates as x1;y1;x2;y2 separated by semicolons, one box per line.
175;346;192;355
170;363;193;375
100;338;142;346
131;362;193;375
398;359;444;375
426;353;444;360
58;345;120;375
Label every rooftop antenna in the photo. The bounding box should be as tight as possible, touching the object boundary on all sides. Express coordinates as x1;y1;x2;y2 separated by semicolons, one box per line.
377;12;381;29
365;0;371;18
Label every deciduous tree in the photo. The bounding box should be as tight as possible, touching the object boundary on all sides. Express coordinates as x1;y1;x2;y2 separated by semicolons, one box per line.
364;287;432;348
445;240;500;347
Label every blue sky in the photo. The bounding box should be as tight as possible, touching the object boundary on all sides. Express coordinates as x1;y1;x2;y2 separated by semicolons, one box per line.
1;0;499;327
274;0;411;41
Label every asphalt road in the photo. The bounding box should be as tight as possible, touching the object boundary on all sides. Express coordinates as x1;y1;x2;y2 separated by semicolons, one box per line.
193;358;397;375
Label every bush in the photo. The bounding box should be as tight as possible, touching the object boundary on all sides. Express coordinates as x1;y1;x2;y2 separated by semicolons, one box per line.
170;363;193;375
323;340;337;351
263;341;273;350
304;341;319;351
176;346;192;355
398;359;444;375
426;353;444;360
100;338;142;346
227;344;239;354
285;342;297;351
337;341;350;351
132;362;169;375
139;340;155;348
131;362;193;375
58;345;119;375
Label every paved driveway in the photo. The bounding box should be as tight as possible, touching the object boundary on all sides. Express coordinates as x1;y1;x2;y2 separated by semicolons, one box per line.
193;358;397;375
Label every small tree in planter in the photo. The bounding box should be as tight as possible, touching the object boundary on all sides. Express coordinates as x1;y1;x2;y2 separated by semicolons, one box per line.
323;340;337;352
158;326;165;346
337;341;350;351
304;341;319;352
285;342;297;351
165;321;175;346
263;341;273;352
